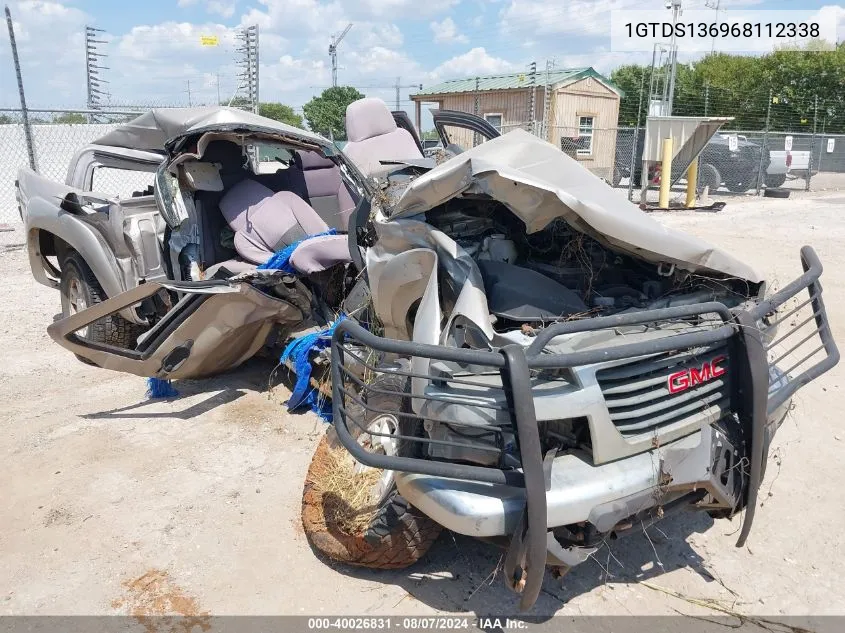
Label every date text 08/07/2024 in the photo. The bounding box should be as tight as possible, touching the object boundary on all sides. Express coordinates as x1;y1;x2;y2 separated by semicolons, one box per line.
307;617;529;630
624;22;820;39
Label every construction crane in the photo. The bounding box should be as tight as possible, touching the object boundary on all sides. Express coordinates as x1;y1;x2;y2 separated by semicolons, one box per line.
329;23;353;88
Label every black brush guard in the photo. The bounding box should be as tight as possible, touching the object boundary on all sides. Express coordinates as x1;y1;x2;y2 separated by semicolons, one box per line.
330;246;838;610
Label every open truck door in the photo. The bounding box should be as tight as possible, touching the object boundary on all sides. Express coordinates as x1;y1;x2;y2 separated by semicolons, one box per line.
431;109;501;153
47;276;309;379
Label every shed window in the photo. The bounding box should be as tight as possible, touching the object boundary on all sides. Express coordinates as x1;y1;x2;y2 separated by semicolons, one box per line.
484;113;503;132
577;116;594;156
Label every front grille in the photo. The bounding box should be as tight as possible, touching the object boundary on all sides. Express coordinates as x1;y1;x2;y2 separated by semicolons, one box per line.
596;344;731;438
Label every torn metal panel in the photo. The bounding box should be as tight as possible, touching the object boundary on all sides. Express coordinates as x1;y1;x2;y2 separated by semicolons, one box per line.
391;129;762;284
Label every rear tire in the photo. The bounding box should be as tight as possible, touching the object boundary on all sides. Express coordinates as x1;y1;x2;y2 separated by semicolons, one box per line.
763;187;791;199
765;173;787;188
301;370;442;569
59;251;141;352
698;163;721;193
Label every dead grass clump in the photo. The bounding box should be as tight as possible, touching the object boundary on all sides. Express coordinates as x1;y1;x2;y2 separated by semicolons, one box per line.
309;443;383;535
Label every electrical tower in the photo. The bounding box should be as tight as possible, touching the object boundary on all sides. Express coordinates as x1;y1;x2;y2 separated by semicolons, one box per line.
649;0;682;116
235;25;259;113
329;23;352;88
85;25;109;119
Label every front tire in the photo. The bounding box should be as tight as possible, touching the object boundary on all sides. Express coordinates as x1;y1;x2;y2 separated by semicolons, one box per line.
301;370;442;569
698;163;721;193
59;251;141;350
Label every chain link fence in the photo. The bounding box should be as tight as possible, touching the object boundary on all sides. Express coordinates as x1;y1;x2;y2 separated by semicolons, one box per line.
3;106;845;224
0;107;179;225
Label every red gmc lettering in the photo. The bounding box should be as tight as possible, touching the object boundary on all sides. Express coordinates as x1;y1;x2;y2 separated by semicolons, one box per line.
667;355;727;394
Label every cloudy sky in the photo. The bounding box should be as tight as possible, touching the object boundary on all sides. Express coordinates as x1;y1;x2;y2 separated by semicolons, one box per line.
0;0;842;128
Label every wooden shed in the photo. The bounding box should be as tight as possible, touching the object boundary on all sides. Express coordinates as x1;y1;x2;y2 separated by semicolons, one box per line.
410;67;623;180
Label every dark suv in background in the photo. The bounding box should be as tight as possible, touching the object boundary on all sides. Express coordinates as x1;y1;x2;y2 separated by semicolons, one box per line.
614;129;772;193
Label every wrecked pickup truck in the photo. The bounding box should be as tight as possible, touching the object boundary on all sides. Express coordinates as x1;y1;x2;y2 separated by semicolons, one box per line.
18;100;839;610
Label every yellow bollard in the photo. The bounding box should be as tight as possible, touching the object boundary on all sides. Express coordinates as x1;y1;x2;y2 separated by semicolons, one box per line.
685;156;699;208
658;137;673;209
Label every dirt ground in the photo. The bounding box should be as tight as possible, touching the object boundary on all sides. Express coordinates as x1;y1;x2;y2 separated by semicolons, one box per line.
1;189;844;618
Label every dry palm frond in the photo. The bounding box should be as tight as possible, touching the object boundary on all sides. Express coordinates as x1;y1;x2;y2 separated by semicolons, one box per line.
309;443;383;535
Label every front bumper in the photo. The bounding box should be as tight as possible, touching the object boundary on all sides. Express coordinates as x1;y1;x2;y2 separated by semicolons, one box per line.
331;246;838;610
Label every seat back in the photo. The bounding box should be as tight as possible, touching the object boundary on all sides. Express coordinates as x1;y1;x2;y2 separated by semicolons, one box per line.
294;150;356;230
342;98;423;177
219;180;329;264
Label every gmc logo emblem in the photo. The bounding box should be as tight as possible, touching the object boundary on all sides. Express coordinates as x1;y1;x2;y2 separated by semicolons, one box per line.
667;355;727;394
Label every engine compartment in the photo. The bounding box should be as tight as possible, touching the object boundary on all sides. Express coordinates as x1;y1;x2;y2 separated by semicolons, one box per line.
424;196;757;332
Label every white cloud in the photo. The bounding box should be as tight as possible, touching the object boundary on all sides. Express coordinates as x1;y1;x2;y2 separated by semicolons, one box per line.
430;17;468;44
207;0;236;18
350;0;456;19
0;1;88;106
178;0;236;18
428;47;517;81
499;0;634;37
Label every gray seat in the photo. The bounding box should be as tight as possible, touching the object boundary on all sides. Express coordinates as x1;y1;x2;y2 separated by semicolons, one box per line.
342;98;423;177
219;179;328;264
216;178;353;274
293;150;357;231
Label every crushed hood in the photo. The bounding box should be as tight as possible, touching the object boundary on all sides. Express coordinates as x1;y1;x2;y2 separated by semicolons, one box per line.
391;129;762;284
92;107;327;153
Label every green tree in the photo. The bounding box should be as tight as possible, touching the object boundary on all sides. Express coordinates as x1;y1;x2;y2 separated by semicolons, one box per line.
52;112;86;124
0;114;15;124
611;43;845;133
610;64;649;126
258;102;304;128
421;129;440;140
302;86;365;140
224;98;304;128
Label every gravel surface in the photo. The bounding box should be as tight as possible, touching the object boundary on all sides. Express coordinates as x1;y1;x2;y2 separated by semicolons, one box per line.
1;191;843;617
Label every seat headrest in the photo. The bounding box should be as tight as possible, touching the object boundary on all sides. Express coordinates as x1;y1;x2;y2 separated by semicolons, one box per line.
345;98;397;142
294;150;336;171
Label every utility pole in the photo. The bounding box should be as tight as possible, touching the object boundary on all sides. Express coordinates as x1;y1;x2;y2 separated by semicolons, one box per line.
541;59;555;141
186;80;192;107
85;25;109;120
216;72;221;105
627;69;647;203
705;0;721;54
666;0;682;115
384;77;423;111
755;88;773;195
329;23;352;88
5;5;36;171
808;93;819;192
528;61;537;135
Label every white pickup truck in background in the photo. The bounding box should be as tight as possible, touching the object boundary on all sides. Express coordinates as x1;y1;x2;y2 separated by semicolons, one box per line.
768;147;812;187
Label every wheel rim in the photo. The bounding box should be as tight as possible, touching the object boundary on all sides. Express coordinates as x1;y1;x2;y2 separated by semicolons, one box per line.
67;277;86;314
66;275;90;338
355;414;399;504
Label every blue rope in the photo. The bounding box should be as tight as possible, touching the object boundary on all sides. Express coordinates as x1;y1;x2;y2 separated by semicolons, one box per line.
279;314;346;422
146;377;179;399
258;229;338;274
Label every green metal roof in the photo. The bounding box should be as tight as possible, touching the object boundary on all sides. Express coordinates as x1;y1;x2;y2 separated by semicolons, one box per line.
411;67;623;98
